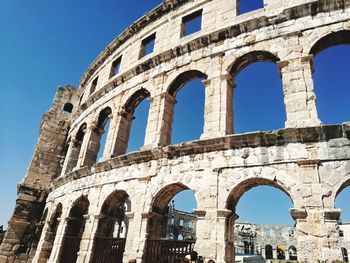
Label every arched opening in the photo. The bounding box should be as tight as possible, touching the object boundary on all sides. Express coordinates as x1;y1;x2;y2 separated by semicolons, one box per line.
277;245;285;260
310;30;350;124
114;88;150;156
342;247;349;262
265;244;273;259
83;107;112;166
59;196;89;263
37;204;62;262
91;190;130;263
228;51;285;134
237;0;264;15
335;180;350;260
289;245;297;261
168;70;206;144
225;178;295;262
28;209;48;256
63;103;74;113
63;123;87;173
144;184;197;263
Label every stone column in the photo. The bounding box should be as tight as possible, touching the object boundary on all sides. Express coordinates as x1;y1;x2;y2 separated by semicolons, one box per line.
32;218;54;263
76;214;99;263
192;209;219;262
60;139;79;176
278;56;321;128
100;115;117;162
201;74;234;140
79;125;102;168
143;92;176;149
122;212;140;262
216;209;237;263
48;217;67;263
111;111;134;156
292;160;342;262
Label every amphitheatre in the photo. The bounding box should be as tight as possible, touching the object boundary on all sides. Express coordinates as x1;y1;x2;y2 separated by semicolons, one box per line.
1;0;350;262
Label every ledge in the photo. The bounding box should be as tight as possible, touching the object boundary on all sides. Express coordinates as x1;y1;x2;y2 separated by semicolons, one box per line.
51;123;350;189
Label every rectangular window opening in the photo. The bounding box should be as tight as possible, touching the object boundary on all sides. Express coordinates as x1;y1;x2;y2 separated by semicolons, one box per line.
90;77;98;95
110;56;122;78
139;33;156;58
181;10;202;37
238;0;264;15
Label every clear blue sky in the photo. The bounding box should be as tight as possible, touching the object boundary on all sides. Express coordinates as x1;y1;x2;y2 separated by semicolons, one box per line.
0;0;349;229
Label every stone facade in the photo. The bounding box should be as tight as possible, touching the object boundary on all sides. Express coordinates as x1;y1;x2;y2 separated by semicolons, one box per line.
2;0;350;262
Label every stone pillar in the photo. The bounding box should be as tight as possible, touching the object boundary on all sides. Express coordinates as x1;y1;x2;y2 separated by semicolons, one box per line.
48;217;67;263
100;115;117;161
32;218;54;263
122;212;141;262
291;208;342;262
143;92;176;148
292;160;342;262
192;209;217;261
272;247;277;260
60;139;80;176
278;56;321;128
201;74;234;140
216;209;237;263
79;125;101;168
76;214;99;263
111;111;134;156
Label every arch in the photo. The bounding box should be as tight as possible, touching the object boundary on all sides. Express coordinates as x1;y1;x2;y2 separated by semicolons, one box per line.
100;190;129;217
333;177;350;204
124;88;150;115
63;103;73;113
289;245;297;260
167;70;207;97
59;196;89;263
91;190;129;262
226;178;293;212
144;183;197;262
61;123;87;174
309;30;350;56
96;107;112;129
342;247;349;262
265;244;273;259
75;123;87;147
151;183;190;214
37;204;62;262
227;50;279;78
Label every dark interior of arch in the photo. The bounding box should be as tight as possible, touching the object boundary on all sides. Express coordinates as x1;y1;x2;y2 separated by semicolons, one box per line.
75;123;87;143
226;178;292;212
101;190;129;216
124;88;150;115
69;196;89;218
310;30;350;56
63;103;74;113
96;191;129;237
152;183;189;214
168;70;207;97
229;51;279;78
97;107;112;129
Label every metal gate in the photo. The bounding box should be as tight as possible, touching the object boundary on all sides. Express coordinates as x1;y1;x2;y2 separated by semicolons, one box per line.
60;236;81;263
92;237;126;263
144;239;195;263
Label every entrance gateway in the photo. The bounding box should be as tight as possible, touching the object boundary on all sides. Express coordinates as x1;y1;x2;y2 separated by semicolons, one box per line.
1;0;350;262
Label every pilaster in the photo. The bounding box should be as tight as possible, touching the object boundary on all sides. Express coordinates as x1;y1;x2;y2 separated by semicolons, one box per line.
278;55;321;128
